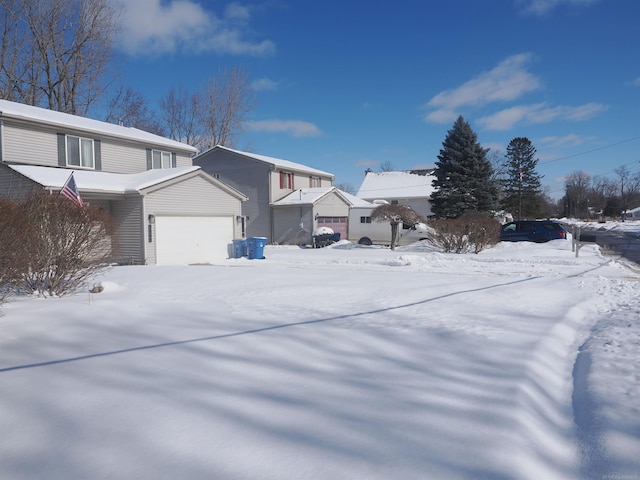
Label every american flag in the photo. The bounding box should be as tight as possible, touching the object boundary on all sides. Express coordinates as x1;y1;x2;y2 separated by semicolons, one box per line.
60;172;84;207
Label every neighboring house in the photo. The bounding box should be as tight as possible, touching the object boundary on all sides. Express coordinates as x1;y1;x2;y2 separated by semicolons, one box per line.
0;99;247;265
271;186;370;245
625;206;640;220
194;145;335;240
356;170;436;220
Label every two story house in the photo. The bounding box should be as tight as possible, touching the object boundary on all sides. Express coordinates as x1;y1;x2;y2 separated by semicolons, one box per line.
0;99;247;265
194;145;335;242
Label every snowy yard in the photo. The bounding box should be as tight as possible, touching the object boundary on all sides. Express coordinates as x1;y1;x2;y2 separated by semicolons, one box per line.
1;226;639;480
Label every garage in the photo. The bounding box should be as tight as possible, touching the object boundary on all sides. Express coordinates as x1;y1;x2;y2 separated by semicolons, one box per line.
155;216;234;265
317;216;348;240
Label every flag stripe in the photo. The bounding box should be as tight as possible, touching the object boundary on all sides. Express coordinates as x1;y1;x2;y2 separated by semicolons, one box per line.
60;173;84;207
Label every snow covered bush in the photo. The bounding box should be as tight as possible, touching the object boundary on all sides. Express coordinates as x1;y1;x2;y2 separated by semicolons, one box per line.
429;212;501;254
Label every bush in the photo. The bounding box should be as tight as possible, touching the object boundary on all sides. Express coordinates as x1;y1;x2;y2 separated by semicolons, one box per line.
428;212;501;254
1;192;117;299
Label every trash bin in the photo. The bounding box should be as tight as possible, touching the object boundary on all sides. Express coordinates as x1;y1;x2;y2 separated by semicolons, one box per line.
247;236;267;259
232;239;247;258
330;232;341;243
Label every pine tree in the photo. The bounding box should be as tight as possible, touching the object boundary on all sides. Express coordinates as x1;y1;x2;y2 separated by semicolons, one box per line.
431;116;497;218
501;137;543;220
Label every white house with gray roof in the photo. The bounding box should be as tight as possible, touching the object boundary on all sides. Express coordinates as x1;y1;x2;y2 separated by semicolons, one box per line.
356;170;436;220
194;145;335;241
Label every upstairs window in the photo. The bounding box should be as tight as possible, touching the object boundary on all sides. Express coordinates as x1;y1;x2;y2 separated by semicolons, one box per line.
309;176;321;187
66;135;94;168
280;171;294;189
152;150;172;169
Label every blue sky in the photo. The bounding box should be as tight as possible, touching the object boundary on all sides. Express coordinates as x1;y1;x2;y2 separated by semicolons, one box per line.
113;0;640;198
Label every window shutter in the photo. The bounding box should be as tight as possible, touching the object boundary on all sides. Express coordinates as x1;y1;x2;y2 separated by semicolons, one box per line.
57;133;66;166
291;173;294;190
309;176;312;187
279;172;284;189
146;149;152;170
94;140;101;171
171;152;177;168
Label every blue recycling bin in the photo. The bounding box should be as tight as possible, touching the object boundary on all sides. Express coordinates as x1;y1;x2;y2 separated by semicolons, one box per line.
232;239;247;258
247;236;267;259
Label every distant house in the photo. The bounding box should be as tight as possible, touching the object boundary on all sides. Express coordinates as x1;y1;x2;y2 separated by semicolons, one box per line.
194;145;335;241
625;206;640;220
271;186;370;245
0;99;247;265
356;170;436;220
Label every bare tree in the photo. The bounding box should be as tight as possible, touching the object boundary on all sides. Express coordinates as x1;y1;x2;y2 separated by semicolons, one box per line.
158;84;202;146
200;67;255;150
106;86;165;136
370;203;423;250
334;183;356;194
615;165;640;220
564;171;591;218
0;0;120;115
379;161;394;172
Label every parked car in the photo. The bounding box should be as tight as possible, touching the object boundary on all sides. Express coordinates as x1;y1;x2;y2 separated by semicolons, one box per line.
500;220;568;243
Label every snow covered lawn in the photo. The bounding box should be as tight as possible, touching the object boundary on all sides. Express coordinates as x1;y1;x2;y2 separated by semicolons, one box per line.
1;233;639;479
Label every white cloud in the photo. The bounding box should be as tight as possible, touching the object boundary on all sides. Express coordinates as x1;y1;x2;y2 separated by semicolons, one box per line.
631;76;640;88
424;53;541;124
114;0;275;57
244;120;322;138
251;78;279;92
516;0;599;16
539;134;596;147
477;102;608;130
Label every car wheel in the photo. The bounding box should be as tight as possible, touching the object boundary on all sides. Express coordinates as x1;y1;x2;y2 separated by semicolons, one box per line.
534;238;549;243
358;237;372;246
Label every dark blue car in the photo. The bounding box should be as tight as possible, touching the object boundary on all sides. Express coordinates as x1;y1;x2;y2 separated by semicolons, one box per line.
500;220;568;243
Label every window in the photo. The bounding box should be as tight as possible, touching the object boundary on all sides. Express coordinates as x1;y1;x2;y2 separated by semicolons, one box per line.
360;216;372;224
280;171;294;189
309;176;321;187
66;135;94;168
152;150;172;169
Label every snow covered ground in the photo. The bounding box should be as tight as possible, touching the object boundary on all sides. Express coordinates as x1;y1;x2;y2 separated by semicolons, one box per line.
1;222;639;480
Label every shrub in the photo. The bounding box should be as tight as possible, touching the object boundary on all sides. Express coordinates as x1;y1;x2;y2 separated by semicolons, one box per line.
1;192;118;298
429;212;501;254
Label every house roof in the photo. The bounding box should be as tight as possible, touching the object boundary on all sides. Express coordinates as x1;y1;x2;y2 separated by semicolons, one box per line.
356;171;436;200
200;145;335;179
7;164;212;195
0;99;198;154
272;187;371;207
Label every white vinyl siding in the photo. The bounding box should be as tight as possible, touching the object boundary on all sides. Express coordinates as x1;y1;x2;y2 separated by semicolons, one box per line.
1;122;58;166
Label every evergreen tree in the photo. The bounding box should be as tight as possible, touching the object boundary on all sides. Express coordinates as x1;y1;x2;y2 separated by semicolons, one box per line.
431;116;497;218
501;137;543;220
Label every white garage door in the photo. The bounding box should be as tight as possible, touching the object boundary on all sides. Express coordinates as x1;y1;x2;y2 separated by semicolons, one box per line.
155;216;233;265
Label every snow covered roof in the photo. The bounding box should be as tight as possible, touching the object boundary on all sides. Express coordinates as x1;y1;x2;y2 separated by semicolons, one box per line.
356;171;436;200
203;145;335;179
0;99;198;153
272;187;371;207
8;164;203;194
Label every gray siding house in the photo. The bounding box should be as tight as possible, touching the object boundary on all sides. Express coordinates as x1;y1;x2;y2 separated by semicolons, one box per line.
271;187;370;245
194;145;335;241
0;99;247;265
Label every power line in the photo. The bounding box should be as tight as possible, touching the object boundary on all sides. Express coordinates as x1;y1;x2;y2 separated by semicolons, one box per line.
539;135;640;165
